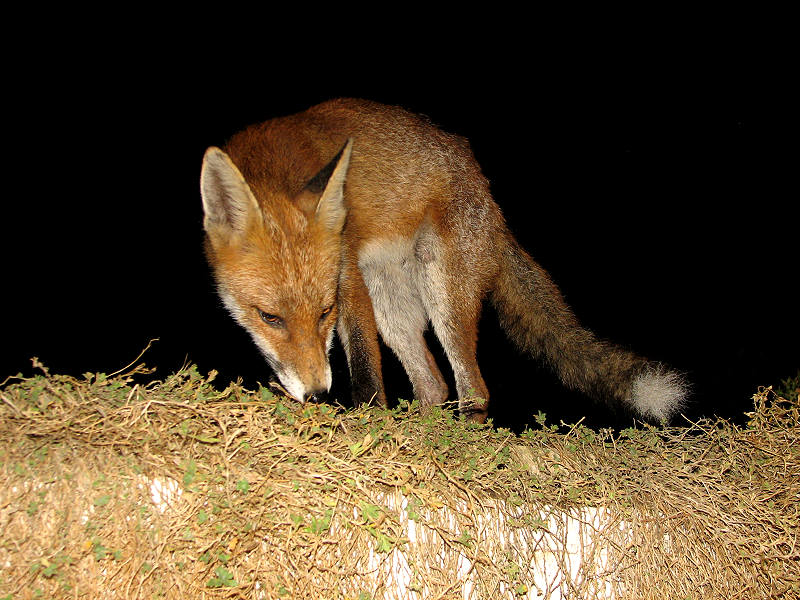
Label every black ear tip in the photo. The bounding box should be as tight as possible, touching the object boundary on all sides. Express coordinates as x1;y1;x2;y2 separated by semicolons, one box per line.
304;140;352;194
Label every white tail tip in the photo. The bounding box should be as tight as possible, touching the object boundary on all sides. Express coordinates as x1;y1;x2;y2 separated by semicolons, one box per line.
630;366;689;423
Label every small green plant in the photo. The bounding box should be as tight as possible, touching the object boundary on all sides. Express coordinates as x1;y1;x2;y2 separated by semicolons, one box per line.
182;460;197;487
306;510;333;535
207;565;236;588
776;369;800;400
93;495;111;508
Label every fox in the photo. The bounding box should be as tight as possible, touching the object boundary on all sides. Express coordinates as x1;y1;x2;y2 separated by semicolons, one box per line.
200;98;687;424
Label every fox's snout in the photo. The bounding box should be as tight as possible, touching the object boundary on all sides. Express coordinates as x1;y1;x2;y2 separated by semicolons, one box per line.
268;345;333;404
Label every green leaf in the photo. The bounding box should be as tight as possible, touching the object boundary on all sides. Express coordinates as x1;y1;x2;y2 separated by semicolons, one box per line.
183;460;197;486
93;495;111;507
306;510;333;535
195;436;221;444
92;542;108;561
42;563;59;578
374;531;393;553
207;566;237;588
360;503;382;522
456;531;473;548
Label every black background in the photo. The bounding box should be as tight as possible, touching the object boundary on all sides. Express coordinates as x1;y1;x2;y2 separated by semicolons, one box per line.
2;26;796;430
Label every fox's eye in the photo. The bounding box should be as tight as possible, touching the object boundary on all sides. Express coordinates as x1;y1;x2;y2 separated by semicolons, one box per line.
320;305;333;321
257;309;283;327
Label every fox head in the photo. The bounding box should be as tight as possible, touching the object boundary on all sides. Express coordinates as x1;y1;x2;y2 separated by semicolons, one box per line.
200;140;353;401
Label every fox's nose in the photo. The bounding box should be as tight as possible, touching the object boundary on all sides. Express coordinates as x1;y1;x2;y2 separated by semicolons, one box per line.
307;389;330;404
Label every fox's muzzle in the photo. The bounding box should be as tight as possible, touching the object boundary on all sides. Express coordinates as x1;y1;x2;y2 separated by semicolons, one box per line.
272;357;332;404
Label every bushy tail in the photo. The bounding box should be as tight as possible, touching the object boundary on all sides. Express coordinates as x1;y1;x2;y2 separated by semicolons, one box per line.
491;237;687;423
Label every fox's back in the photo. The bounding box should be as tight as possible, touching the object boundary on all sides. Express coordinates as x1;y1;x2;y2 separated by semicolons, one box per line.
222;99;497;243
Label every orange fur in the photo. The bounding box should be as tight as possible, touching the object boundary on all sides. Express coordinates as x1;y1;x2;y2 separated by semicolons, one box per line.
201;99;687;423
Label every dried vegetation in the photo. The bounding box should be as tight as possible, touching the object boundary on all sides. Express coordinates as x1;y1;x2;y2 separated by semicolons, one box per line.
1;361;798;599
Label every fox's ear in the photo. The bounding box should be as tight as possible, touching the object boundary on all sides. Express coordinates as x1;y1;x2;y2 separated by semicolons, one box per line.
200;147;260;244
302;139;353;234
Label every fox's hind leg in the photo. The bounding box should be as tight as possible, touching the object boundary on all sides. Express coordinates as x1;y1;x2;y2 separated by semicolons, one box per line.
381;326;450;411
415;226;492;423
425;296;489;422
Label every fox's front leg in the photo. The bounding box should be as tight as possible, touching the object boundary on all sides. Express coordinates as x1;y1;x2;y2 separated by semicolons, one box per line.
336;257;387;408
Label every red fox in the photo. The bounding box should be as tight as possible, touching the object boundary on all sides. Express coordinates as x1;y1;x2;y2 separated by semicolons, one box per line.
201;98;687;424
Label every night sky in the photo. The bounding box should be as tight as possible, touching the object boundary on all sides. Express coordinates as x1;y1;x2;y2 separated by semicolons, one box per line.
3;37;795;430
